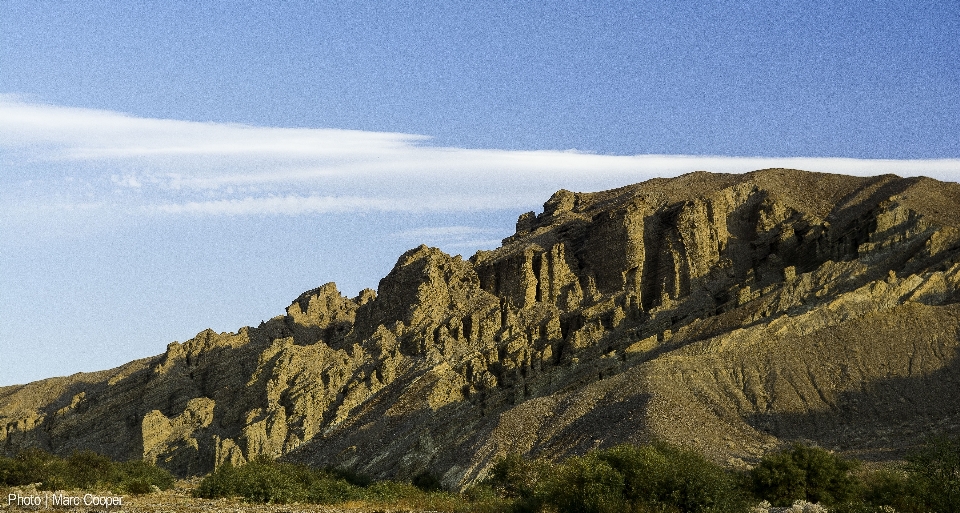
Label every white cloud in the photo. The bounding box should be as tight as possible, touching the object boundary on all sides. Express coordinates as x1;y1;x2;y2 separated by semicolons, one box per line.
390;226;511;257
2;96;959;225
445;238;509;249
393;226;500;239
151;194;534;216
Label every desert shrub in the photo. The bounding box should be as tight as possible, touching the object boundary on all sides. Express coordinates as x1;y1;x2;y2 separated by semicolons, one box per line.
854;468;924;513
460;483;513;513
195;457;505;509
0;448;172;493
116;459;175;493
0;448;67;488
489;453;550;499
464;482;498;502
306;472;366;503
195;457;396;504
489;453;529;498
412;470;444;491
904;435;960;513
750;442;859;507
0;457;14;484
487;444;747;513
324;466;372;487
545;453;626;513
235;459;307;503
599;443;748;513
487;452;555;512
65;450;121;489
194;460;239;498
195;457;316;503
124;478;155;495
367;480;432;501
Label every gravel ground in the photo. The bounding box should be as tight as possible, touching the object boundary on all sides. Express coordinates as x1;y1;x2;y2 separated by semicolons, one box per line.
1;482;443;513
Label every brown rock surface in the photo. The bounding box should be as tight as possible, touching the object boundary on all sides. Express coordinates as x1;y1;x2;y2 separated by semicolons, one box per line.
3;169;960;489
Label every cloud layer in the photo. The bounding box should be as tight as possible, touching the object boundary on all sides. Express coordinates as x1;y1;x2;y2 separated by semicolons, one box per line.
2;96;958;229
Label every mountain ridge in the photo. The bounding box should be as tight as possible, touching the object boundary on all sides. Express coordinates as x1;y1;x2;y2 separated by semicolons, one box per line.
3;168;960;489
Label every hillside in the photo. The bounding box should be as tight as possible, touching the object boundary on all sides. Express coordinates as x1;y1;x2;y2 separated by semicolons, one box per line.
3;168;960;489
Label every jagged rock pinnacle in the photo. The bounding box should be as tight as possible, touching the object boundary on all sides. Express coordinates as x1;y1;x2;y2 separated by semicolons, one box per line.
4;169;960;489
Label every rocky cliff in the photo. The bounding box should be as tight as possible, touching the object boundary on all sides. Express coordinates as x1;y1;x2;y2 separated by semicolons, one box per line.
3;169;960;488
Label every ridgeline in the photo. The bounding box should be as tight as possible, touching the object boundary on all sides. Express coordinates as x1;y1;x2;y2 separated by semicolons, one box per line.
3;169;960;490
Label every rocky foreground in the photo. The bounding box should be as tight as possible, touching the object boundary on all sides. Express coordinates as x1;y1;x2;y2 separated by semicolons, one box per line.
3;169;960;489
1;482;382;513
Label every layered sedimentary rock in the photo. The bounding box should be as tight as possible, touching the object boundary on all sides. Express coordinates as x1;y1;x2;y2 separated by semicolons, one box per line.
3;169;960;488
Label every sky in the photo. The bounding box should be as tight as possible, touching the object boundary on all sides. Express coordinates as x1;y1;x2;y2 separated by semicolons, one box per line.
1;1;959;386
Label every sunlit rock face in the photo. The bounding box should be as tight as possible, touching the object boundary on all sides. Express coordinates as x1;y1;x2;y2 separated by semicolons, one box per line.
4;169;960;489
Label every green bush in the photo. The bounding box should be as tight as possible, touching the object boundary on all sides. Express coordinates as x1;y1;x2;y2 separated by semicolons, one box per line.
488;444;747;513
599;443;747;513
116;459;175;493
183;438;960;512
65;450;120;489
0;447;67;488
238;458;308;503
365;480;429;502
0;448;172;493
324;466;372;487
859;468;924;513
193;460;238;498
489;453;550;499
308;474;363;503
905;435;960;513
0;458;13;485
195;457;511;511
464;482;499;503
750;442;860;507
195;458;314;503
412;470;444;492
196;457;397;504
487;452;556;512
546;453;626;513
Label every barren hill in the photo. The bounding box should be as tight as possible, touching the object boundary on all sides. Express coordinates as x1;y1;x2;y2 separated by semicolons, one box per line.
3;169;960;488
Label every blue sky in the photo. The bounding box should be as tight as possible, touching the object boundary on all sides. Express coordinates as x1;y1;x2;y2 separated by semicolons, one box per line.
2;1;959;386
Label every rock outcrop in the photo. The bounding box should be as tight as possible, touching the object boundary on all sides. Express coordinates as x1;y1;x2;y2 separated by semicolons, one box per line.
3;169;960;488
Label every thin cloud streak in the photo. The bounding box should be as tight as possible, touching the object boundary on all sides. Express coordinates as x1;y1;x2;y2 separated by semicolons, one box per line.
1;96;424;157
2;97;959;224
151;194;535;216
390;226;509;258
445;239;508;249
393;226;499;239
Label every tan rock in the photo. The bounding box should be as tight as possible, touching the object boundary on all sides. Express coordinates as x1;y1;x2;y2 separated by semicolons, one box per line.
4;169;960;489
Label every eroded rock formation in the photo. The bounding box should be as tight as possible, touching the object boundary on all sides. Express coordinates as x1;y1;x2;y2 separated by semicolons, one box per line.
3;169;960;488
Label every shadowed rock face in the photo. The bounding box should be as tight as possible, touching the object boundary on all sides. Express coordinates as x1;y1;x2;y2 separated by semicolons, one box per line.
4;169;960;488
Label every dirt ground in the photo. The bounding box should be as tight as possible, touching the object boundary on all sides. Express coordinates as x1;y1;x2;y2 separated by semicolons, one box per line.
1;481;444;513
